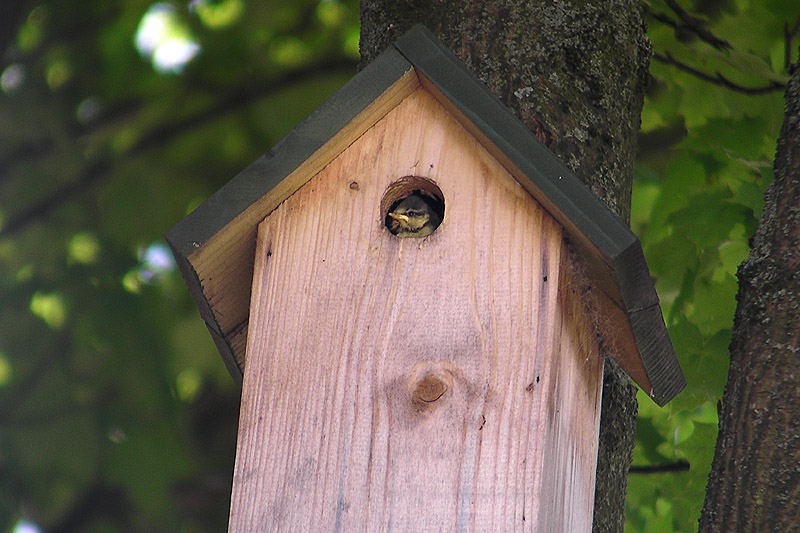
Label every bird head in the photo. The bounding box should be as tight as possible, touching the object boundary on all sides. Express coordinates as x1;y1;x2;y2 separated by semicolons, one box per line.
387;194;442;238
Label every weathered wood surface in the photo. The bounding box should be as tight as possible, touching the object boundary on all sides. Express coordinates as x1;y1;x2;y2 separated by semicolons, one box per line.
230;88;604;531
170;58;420;381
166;32;683;403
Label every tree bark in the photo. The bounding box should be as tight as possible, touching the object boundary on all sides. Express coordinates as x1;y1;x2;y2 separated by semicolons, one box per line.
359;2;652;530
699;57;800;531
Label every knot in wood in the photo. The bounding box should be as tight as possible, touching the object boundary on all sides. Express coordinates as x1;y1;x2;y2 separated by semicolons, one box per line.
408;360;455;409
415;376;447;402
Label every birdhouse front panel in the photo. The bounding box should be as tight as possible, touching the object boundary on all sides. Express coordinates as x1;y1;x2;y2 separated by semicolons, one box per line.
229;86;604;531
167;26;684;406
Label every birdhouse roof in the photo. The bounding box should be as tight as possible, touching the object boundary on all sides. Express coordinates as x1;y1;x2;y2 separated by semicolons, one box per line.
166;25;685;405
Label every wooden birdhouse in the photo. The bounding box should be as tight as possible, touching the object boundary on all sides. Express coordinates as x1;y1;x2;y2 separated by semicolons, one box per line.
166;25;685;531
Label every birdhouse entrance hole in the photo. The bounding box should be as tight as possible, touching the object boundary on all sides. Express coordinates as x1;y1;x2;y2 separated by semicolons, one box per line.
381;176;444;238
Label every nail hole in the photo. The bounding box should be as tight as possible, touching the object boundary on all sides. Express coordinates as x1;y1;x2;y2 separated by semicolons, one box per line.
381;176;444;238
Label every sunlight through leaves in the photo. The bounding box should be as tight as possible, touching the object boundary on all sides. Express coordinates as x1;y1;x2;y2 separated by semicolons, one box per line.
135;3;201;74
29;291;67;329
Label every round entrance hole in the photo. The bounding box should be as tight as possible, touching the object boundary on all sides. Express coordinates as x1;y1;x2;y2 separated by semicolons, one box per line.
381;176;445;238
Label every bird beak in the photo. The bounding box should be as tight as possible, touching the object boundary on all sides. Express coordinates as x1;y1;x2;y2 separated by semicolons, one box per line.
388;212;409;223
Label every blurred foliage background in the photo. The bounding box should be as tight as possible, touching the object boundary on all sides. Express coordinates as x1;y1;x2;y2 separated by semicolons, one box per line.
0;0;796;531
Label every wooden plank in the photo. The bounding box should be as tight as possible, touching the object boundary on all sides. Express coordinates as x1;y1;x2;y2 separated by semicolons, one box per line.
416;75;657;400
393;25;684;405
230;87;604;531
538;246;606;532
166;50;420;378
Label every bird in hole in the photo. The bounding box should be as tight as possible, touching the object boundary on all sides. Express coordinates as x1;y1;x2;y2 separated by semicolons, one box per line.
386;193;442;238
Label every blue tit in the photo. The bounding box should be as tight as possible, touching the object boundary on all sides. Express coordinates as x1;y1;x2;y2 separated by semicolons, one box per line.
386;193;443;238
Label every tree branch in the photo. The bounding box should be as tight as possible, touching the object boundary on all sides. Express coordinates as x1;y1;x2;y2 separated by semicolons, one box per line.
630;459;690;474
699;50;800;532
49;483;132;533
0;329;71;421
648;10;679;31
0;58;357;239
654;0;732;51
0;99;142;184
0;1;31;66
652;51;786;95
785;17;800;73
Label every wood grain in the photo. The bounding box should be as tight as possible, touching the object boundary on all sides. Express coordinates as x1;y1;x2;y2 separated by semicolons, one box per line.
230;88;604;531
416;74;655;400
167;27;683;405
185;67;420;372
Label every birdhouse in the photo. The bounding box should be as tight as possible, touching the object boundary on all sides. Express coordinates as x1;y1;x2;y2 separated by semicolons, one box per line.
167;25;685;531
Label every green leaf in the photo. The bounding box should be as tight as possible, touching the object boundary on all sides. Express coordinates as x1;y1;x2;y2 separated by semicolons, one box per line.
699;47;789;85
679;117;771;161
719;238;749;275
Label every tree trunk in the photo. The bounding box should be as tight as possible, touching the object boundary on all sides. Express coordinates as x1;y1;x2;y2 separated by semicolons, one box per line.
699;57;800;531
359;2;652;530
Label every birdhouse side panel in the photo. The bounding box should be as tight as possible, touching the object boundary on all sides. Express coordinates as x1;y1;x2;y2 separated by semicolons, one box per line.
536;250;605;531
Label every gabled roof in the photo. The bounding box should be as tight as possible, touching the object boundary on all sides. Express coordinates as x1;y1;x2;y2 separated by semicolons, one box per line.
166;25;685;405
